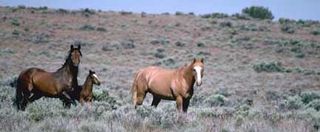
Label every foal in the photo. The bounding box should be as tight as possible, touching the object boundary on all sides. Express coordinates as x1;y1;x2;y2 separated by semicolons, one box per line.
132;58;204;112
78;70;101;105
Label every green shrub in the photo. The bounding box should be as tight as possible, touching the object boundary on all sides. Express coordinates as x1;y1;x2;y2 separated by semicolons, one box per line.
198;108;217;117
81;8;95;17
285;95;303;110
232;13;251;20
306;99;320;111
10;18;20;26
310;29;320;35
120;11;133;15
201;13;229;19
242;6;274;20
281;25;295;34
17;5;26;9
253;62;286;73
278;18;296;25
80;24;95;31
300;91;320;104
93;89;120;110
96;27;107;32
235;104;250;117
12;29;20;36
220;21;232;28
205;94;227;106
57;8;68;14
175;11;184;16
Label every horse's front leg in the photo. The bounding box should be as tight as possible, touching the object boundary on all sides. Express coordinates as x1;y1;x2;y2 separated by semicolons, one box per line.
61;91;73;108
175;96;183;112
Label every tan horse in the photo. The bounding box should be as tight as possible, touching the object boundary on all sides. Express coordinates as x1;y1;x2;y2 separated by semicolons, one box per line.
132;58;204;112
79;70;101;105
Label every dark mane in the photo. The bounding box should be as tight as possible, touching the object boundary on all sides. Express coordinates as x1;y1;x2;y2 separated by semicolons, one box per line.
56;47;81;87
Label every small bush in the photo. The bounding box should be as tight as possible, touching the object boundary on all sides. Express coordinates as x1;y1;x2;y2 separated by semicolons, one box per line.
81;8;95;17
220;21;232;28
10;18;20;26
175;41;185;47
253;62;286;73
278;18;296;25
80;24;95;31
306;99;320;111
154;49;166;59
141;12;147;17
201;13;229;19
285;95;303;110
121;39;135;49
96;27;107;32
57;8;68;14
232;13;251;20
242;6;274;20
93;89;120;110
300;91;320;104
31;33;50;44
310;29;320;35
120;11;132;15
197;42;205;47
205;94;228;106
17;5;26;9
12;29;20;36
281;25;295;34
175;11;184;16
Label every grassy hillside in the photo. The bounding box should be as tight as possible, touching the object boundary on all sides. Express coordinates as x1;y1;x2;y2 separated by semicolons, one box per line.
0;6;320;131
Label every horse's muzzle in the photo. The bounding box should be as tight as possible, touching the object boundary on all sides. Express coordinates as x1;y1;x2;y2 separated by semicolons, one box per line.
196;81;202;86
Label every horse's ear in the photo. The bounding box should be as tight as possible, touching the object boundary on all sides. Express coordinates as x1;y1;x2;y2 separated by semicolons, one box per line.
70;45;74;50
89;70;93;74
78;44;81;50
193;58;196;63
200;58;204;63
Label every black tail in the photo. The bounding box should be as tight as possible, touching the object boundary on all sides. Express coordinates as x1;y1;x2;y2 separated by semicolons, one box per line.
15;78;23;110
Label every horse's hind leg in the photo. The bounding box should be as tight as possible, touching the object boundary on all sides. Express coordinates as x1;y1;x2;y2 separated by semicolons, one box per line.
151;96;161;107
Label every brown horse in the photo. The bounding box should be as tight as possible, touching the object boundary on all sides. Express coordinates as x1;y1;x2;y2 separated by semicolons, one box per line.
78;70;101;105
15;45;82;110
132;58;204;112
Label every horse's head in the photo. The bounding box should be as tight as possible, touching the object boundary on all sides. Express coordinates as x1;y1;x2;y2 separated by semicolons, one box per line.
191;58;204;86
89;70;101;86
69;45;82;67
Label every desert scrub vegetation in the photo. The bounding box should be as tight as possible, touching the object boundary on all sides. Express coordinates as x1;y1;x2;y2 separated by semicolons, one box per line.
242;6;274;20
81;8;96;17
1;76;320;131
253;61;287;73
201;13;229;19
311;29;320;35
264;39;320;58
10;18;20;26
253;61;320;75
80;24;96;31
280;24;295;34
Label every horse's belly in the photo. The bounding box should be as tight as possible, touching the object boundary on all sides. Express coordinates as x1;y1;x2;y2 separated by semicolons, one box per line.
148;85;174;100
